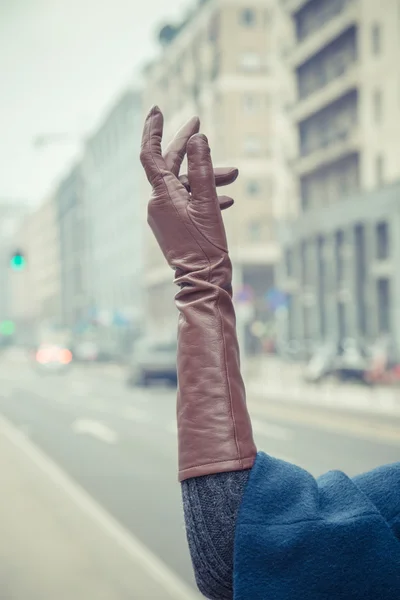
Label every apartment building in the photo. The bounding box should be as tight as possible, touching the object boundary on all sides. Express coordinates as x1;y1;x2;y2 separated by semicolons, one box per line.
0;201;29;325
142;0;296;336
11;195;62;340
82;89;144;337
55;163;86;329
278;0;400;355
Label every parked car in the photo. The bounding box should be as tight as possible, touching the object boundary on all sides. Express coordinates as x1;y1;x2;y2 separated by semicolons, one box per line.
126;337;177;387
33;343;73;374
305;338;370;384
73;341;99;362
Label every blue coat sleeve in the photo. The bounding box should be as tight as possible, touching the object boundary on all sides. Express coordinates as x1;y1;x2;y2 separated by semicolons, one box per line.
233;452;400;600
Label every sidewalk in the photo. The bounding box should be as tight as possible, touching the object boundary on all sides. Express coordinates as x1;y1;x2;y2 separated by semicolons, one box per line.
0;416;199;600
245;356;400;418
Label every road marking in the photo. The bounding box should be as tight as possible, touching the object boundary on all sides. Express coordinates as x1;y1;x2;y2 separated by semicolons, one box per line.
248;383;400;417
0;414;201;600
252;418;293;441
122;407;152;422
250;402;400;446
71;419;119;444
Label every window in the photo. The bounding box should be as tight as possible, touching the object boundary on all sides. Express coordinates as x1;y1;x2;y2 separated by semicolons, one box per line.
243;95;259;113
371;23;381;55
376;221;389;260
244;135;262;155
247;180;261;196
377;278;391;333
208;13;219;42
354;225;367;336
300;241;308;286
248;221;262;241
239;52;262;71
240;8;256;26
317;236;326;338
211;51;220;80
335;230;345;285
285;249;293;277
375;154;384;185
264;8;273;27
373;89;382;123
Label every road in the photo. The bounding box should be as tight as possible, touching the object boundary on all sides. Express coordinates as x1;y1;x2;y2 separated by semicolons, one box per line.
0;352;399;595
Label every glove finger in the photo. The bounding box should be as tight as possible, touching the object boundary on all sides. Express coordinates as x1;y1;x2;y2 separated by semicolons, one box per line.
163;116;200;176
140;106;169;187
218;195;234;210
179;166;238;191
213;167;239;186
187;133;218;213
178;173;233;208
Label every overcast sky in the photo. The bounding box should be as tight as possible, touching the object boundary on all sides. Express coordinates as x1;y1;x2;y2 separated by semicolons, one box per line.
0;0;191;205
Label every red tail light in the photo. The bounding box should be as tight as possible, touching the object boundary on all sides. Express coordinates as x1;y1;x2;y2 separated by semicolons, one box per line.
59;349;72;364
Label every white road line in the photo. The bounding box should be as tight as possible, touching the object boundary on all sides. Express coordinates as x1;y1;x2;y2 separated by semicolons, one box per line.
252;418;293;441
0;414;200;600
71;419;119;444
121;407;152;423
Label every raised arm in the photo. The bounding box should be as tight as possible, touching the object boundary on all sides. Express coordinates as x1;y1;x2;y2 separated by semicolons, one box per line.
140;106;257;482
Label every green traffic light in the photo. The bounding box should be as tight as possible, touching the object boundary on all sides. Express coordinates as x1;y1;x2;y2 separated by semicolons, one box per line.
10;254;25;270
0;321;15;336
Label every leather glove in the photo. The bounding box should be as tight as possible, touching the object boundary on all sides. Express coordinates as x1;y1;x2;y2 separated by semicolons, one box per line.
140;106;257;481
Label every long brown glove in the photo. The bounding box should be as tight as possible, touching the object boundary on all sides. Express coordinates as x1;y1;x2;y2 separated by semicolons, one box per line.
140;106;257;481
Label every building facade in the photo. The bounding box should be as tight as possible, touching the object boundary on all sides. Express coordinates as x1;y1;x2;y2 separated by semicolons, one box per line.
82;89;144;337
0;201;29;338
11;195;62;342
55;164;86;329
278;0;400;355
142;0;296;338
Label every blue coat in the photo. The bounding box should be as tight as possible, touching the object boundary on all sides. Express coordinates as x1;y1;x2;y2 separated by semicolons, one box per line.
234;452;400;599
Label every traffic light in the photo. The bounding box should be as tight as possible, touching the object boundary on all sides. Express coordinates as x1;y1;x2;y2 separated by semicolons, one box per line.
10;249;26;271
0;321;15;336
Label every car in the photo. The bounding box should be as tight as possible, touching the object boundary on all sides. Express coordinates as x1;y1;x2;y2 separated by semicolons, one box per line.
33;343;73;374
126;337;177;387
72;341;99;362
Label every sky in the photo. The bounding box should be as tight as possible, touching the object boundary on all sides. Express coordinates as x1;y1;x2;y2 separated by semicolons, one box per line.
0;0;191;205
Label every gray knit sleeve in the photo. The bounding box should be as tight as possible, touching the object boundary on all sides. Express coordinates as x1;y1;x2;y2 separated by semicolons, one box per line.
181;470;250;599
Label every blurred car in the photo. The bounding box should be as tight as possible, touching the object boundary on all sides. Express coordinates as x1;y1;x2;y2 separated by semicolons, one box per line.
126;337;177;387
73;341;99;362
306;338;370;384
33;343;73;374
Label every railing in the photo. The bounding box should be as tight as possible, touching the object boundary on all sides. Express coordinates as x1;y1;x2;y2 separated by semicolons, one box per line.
300;126;352;157
296;0;356;43
298;59;353;101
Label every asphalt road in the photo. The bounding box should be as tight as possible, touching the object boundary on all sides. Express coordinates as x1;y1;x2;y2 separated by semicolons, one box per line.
0;353;399;593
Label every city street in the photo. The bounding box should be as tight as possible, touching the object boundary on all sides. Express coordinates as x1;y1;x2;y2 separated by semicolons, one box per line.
0;351;399;597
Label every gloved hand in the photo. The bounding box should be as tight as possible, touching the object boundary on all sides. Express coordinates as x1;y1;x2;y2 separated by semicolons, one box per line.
162;115;237;211
140;106;257;481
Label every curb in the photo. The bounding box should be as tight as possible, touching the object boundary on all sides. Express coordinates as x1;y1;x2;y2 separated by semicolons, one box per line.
247;383;400;419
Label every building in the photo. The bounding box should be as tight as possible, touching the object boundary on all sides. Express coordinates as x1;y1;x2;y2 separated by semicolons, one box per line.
142;0;296;338
11;195;62;342
56;164;86;329
0;201;29;341
82;89;144;346
278;0;400;355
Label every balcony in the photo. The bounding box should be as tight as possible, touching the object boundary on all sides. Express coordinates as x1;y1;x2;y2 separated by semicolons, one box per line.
289;1;359;68
283;0;312;13
292;63;359;122
294;127;360;176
